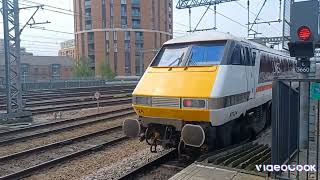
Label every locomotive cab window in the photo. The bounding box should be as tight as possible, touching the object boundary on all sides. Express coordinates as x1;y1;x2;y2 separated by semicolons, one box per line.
151;42;226;67
151;45;189;67
187;43;225;66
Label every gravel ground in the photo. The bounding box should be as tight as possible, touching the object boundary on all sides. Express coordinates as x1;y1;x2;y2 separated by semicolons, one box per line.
32;104;132;124
0;130;124;177
25;139;170;180
27;97;130;112
0;115;136;157
135;166;182;180
254;127;272;146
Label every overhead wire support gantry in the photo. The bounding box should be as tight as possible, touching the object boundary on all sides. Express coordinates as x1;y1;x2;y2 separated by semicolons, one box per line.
177;0;238;32
176;0;238;9
0;0;49;122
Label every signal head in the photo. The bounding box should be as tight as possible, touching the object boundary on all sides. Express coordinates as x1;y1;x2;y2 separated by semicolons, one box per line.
297;26;312;41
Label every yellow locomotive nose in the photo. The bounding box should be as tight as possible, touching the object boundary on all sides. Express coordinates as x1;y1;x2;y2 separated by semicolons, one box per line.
133;66;218;98
131;66;219;122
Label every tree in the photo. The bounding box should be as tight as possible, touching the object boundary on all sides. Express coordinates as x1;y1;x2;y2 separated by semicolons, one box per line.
73;57;94;78
99;61;115;80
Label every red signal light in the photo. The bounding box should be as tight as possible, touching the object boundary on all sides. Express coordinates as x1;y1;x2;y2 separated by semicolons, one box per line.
297;26;312;41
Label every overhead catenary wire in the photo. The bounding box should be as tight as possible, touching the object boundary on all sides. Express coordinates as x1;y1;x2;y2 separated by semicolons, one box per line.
19;0;184;35
235;0;282;35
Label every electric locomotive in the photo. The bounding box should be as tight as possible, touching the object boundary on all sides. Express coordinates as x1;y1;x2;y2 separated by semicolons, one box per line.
123;31;295;153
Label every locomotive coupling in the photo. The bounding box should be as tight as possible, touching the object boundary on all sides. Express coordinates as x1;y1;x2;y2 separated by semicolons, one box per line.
181;124;205;147
123;119;141;137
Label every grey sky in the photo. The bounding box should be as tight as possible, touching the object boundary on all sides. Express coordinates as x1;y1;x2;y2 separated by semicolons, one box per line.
1;0;284;56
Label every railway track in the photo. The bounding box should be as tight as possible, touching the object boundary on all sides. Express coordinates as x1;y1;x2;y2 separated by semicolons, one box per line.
27;97;132;115
0;93;131;111
117;149;189;180
118;128;272;180
0;107;134;146
0;85;135;103
0;126;129;180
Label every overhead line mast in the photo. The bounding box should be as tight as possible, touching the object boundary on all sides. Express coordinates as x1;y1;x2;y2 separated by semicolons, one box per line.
0;0;49;122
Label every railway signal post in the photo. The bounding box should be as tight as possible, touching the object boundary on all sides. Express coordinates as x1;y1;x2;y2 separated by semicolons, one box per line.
288;0;319;149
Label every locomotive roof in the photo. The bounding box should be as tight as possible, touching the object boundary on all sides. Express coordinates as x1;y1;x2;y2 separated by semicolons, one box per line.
164;31;239;45
164;31;291;57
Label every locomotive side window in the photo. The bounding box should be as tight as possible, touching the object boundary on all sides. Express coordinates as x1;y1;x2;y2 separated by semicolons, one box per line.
188;44;225;66
230;44;242;65
252;51;256;66
244;47;252;66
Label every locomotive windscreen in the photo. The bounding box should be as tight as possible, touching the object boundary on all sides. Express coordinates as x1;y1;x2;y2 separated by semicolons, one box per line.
151;42;226;67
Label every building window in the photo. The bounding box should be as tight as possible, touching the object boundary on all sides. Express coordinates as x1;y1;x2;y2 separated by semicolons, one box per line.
132;19;141;28
132;0;140;6
132;7;140;17
51;64;61;79
114;42;118;52
102;0;106;28
121;17;127;28
125;41;130;52
34;67;39;74
114;52;118;75
113;31;117;41
135;42;143;51
110;0;114;27
84;0;91;8
125;52;131;75
135;54;143;76
121;4;127;16
21;63;29;81
106;32;109;40
88;32;95;61
88;32;94;43
135;32;143;41
88;43;95;56
105;32;110;56
85;7;92;30
125;31;130;40
105;41;109;56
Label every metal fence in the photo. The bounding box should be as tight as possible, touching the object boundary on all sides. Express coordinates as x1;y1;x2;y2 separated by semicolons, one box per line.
272;78;319;180
0;78;139;91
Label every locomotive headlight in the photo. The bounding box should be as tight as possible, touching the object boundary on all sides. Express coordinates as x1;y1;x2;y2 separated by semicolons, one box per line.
182;99;207;109
133;96;151;106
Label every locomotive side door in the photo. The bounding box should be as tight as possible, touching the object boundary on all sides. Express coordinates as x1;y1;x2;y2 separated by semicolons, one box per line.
242;45;255;99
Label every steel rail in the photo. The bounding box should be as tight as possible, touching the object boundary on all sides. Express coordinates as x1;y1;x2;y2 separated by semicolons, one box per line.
0;125;122;161
0;93;131;110
0;86;135;102
0;109;134;145
0;136;128;180
0;106;132;137
28;97;132;115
